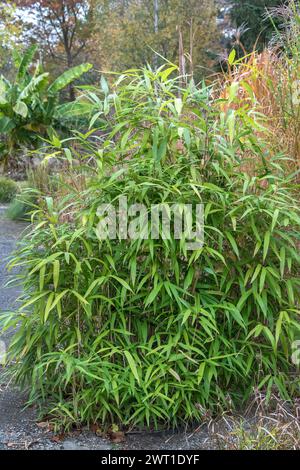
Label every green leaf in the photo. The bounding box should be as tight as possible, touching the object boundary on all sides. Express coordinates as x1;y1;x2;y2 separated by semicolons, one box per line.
251;264;262;284
130;257;137;286
263;231;271;262
145;283;163;307
124;351;140;384
53;260;60;291
275;312;284;347
17;44;38;80
13;101;28;118
100;75;109;95
0;79;8;105
39;265;46;291
184;267;194;290
229;82;239;102
64;148;73;163
169;368;181;382
55;101;94;118
227;110;235;144
71;291;89;305
0;116;15;133
174;98;183;115
286;280;295;305
110;275;133;292
181;309;192;325
263;327;275;351
20;291;49;310
228;49;236;65
259;267;267;293
247;324;264;340
44;292;55;322
280;247;286;279
197;362;206;384
225;231;239;258
271;209;279;231
48;63;93;95
19;73;49;101
157;138;167;162
230;306;246;330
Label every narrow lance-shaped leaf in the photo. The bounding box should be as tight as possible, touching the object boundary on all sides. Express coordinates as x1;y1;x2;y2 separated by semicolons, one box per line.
124;351;140;384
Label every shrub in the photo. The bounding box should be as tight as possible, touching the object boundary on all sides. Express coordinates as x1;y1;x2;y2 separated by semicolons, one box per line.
5;166;59;221
5;165;79;221
0;176;18;203
1;67;300;430
0;44;93;170
5;193;33;221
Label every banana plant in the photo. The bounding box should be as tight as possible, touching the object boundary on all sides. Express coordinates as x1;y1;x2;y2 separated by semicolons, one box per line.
0;44;92;169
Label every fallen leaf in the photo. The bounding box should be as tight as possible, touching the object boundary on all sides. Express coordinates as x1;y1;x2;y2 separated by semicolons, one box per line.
90;423;101;434
6;442;15;448
36;421;50;429
51;434;65;443
109;431;125;443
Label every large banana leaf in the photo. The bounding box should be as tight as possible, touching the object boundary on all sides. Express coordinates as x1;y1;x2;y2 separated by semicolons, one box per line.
48;63;93;95
0;79;7;105
0;117;16;134
19;73;49;101
17;44;38;81
55;100;95;119
13;101;28;118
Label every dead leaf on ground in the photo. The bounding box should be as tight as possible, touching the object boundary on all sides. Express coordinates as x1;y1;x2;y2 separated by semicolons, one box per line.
36;421;49;429
90;423;100;433
51;434;65;443
6;442;16;448
90;423;105;437
108;431;126;443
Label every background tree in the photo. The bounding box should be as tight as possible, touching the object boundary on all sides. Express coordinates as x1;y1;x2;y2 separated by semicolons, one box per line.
230;0;287;53
15;0;96;99
0;2;22;76
93;0;219;80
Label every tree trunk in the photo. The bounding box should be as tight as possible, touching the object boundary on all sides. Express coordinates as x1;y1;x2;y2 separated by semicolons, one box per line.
66;53;76;101
68;83;76;102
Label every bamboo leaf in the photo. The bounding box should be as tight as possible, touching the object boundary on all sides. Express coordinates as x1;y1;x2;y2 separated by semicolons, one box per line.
124;351;140;384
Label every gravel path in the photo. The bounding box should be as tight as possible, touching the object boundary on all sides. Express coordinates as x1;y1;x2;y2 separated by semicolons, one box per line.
0;206;213;451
